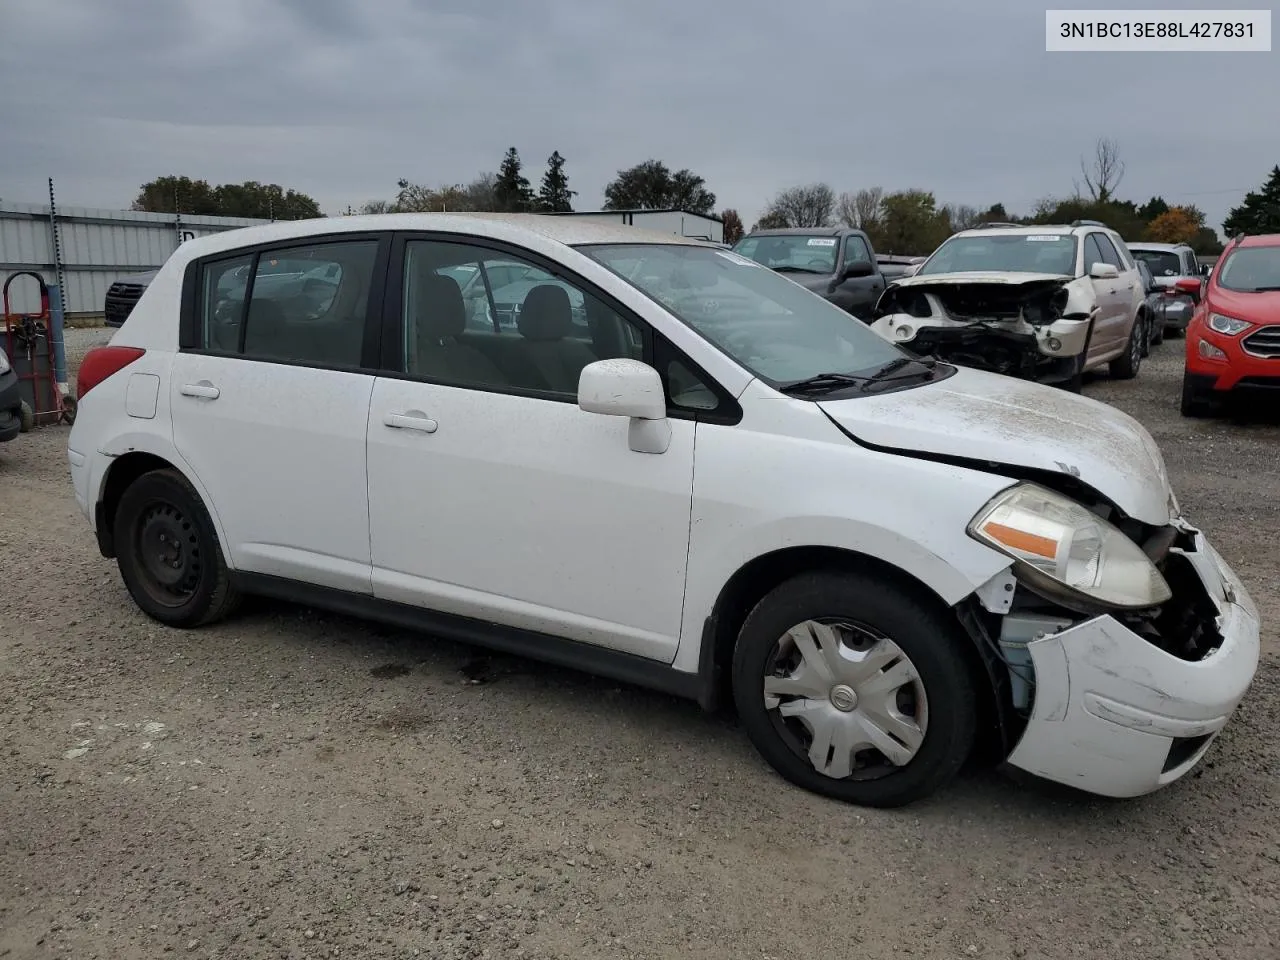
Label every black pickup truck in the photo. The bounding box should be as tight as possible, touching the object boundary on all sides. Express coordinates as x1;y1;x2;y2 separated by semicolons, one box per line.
732;226;886;318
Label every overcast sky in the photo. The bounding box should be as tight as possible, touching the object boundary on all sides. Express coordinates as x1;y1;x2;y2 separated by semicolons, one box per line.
1;0;1274;234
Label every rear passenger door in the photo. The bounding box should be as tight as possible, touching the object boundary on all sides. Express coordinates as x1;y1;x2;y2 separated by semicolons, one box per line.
364;233;697;662
1083;232;1126;358
170;233;389;593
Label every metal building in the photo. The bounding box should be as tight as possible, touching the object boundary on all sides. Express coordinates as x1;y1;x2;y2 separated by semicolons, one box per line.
548;209;725;243
0;201;269;316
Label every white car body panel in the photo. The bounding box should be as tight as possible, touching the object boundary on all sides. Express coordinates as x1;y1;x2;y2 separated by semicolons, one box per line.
169;354;376;594
66;211;1261;804
814;364;1174;525
366;377;696;661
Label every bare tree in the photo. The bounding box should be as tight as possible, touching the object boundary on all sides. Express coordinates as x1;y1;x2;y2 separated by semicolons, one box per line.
761;183;836;228
837;187;883;230
943;203;981;230
1079;137;1125;202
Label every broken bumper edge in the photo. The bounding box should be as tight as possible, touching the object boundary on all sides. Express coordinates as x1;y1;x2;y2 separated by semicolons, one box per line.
1005;535;1260;799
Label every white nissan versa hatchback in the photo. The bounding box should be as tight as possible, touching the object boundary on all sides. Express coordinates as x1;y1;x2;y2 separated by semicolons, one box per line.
68;213;1259;808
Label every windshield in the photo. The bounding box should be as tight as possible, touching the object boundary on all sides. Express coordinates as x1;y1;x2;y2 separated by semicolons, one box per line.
578;243;904;385
1130;249;1183;277
732;234;839;274
918;233;1078;276
1217;246;1280;292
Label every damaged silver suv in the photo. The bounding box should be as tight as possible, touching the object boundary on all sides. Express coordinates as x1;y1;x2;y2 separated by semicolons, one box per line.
869;221;1149;391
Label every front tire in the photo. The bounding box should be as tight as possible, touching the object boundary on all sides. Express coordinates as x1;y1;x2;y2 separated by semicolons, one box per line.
1180;373;1223;418
731;571;978;808
113;468;240;627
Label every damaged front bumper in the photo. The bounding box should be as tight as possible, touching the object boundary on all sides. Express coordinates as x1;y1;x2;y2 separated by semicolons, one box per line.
871;315;1090;381
1004;528;1259;798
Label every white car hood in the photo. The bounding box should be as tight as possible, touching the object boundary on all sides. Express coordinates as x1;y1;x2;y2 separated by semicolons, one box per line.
816;365;1174;525
888;271;1073;288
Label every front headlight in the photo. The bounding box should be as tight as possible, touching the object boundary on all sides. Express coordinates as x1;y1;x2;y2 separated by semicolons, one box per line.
968;483;1172;612
1208;313;1252;336
0;348;9;374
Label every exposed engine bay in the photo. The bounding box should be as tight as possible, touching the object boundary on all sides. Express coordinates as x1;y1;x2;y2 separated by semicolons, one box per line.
868;276;1091;383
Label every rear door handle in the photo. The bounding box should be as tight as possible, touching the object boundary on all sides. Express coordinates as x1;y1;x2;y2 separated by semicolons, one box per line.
384;411;438;433
180;382;220;400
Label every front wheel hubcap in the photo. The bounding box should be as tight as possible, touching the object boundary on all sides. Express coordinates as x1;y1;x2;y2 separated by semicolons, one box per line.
763;619;929;781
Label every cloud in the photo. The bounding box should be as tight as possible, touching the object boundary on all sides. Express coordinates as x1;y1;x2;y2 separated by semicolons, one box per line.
0;0;1274;233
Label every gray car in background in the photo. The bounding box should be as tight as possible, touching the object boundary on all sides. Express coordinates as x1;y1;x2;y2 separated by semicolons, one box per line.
1127;241;1205;338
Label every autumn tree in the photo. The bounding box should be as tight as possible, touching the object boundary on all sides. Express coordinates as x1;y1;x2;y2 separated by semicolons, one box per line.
759;183;835;228
537;151;575;212
1145;206;1204;244
1138;196;1170;222
720;209;745;245
603;159;716;215
1223;165;1280;236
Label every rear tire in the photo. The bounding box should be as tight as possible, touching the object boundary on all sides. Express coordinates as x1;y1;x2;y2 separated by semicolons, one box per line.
1151;316;1165;346
731;570;978;808
113;468;241;627
1109;315;1143;379
1180;373;1223;418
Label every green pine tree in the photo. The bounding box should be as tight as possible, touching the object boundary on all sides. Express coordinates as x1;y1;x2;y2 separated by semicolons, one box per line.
494;148;535;213
1223;166;1280;236
537;151;575;212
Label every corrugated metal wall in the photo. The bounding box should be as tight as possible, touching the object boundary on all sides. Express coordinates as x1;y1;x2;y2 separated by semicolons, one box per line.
1;202;270;315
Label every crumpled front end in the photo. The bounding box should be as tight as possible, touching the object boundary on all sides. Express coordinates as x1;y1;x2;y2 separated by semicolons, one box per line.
1002;525;1259;798
869;276;1090;383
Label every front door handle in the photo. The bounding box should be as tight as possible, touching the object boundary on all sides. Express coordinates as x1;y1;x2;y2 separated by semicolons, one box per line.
384;411;438;433
180;382;220;400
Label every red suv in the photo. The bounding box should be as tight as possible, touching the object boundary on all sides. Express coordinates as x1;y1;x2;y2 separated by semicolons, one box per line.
1182;233;1280;417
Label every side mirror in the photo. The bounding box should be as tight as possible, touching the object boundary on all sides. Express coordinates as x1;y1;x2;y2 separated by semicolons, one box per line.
842;259;875;279
578;358;671;454
1174;277;1203;296
1200;263;1211;276
1089;262;1119;280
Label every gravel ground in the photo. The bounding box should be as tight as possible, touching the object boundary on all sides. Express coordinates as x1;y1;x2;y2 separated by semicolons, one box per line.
2;328;1278;960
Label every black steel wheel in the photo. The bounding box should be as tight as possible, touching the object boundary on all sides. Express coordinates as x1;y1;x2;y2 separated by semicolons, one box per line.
113;468;240;627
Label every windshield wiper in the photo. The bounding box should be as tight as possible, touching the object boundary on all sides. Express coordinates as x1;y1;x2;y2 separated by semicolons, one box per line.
858;356;939;392
771;265;828;274
779;372;870;395
1251;285;1280;292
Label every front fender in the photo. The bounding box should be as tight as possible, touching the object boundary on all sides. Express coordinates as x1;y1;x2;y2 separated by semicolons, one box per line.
671;394;1018;673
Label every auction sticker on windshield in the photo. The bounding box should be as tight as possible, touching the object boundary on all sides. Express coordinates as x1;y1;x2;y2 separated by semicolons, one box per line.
807;238;837;246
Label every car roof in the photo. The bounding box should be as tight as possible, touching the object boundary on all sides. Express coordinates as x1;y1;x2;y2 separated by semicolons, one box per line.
1126;242;1189;251
168;212;712;263
1234;234;1280;248
742;227;856;237
952;224;1082;238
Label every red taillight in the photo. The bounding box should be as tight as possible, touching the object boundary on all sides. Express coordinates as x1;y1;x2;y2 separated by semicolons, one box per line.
76;346;146;400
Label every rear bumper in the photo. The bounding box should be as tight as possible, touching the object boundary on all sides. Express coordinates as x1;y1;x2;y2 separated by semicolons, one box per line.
1006;529;1259;798
1154;298;1192;329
